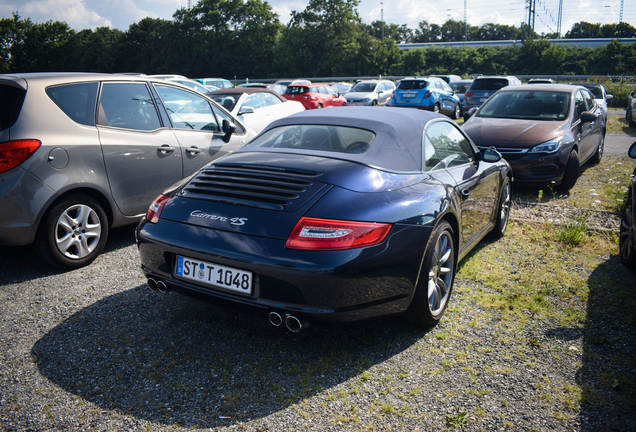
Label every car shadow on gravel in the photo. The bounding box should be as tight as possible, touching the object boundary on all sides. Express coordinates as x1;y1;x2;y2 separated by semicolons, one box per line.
545;255;636;431
31;285;432;429
0;225;137;285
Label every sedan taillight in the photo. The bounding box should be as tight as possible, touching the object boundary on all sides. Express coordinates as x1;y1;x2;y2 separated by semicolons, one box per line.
286;217;392;250
0;139;42;174
146;194;169;223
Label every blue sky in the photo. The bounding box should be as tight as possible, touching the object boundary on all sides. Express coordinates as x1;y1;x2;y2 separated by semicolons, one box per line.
1;0;632;37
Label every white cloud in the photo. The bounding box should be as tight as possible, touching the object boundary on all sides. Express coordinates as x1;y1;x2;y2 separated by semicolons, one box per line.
5;0;111;28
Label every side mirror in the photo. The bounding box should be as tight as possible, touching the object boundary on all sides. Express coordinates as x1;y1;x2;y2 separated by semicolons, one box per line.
629;141;636;159
606;94;613;100
481;147;502;163
222;120;237;143
580;111;598;124
238;106;254;116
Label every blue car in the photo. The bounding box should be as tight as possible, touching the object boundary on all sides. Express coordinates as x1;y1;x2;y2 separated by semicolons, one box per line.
387;77;462;119
136;107;512;330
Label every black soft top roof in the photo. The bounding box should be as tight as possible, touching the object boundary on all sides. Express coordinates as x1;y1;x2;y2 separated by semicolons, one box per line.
234;106;448;172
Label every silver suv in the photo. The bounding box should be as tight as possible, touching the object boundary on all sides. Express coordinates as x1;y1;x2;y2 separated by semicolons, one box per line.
0;73;256;268
344;80;396;106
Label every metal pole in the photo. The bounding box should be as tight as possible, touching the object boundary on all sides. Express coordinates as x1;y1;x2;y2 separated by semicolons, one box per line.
381;2;384;41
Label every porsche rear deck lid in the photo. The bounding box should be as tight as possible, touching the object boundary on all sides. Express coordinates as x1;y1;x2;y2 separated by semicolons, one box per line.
178;163;326;211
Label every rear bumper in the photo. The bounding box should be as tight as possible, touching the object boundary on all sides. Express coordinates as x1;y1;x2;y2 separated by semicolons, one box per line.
136;218;427;323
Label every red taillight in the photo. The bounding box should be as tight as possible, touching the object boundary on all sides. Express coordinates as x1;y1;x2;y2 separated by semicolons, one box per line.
0;139;41;174
286;217;392;250
302;95;317;100
146;194;169;223
465;92;475;97
423;90;433;98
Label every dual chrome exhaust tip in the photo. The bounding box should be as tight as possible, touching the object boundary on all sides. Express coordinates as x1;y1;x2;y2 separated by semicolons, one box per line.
147;277;167;293
269;311;309;333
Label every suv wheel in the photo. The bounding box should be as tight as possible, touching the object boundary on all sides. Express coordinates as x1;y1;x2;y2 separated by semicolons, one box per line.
452;103;461;119
628;107;635;128
433;103;440;113
34;194;109;269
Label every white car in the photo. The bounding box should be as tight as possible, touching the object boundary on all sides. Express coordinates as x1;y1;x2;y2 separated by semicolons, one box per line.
571;82;613;121
344;80;396;106
208;88;305;133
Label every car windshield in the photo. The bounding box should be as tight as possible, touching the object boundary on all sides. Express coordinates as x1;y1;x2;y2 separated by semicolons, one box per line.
583;85;603;98
449;82;470;93
398;80;429;90
245;125;375;154
209;94;238;111
470;78;509;91
285;86;309;94
477;90;571;121
351;83;377;92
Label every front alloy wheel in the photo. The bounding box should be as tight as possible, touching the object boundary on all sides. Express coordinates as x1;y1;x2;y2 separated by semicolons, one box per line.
406;221;456;326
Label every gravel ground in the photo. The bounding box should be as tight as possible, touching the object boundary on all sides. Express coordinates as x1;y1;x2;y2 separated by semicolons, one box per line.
1;138;635;432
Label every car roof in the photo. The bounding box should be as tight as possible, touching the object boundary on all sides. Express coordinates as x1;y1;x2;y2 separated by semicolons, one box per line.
207;87;287;102
239;107;451;173
497;84;580;93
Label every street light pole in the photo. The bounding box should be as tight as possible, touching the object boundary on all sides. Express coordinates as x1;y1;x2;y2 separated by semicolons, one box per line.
381;2;384;41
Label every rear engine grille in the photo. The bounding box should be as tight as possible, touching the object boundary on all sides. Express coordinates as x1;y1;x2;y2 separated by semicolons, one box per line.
179;163;326;211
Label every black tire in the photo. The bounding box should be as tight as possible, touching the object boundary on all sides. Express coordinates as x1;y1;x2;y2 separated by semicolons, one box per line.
620;194;636;269
406;221;456;327
590;132;605;164
371;100;378;106
316;104;323;109
559;149;579;191
489;177;511;238
342;102;347;106
34;194;109;269
628;107;635;128
433;103;440;113
451;103;461;120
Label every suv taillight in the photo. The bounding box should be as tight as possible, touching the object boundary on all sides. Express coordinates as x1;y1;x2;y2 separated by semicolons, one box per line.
465;92;475;98
0;140;42;174
423;90;433;98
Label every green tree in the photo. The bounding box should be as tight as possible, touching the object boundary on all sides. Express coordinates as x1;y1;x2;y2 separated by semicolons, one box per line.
566;21;603;38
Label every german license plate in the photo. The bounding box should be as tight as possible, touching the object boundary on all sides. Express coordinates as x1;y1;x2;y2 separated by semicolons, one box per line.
175;256;252;294
403;93;416;98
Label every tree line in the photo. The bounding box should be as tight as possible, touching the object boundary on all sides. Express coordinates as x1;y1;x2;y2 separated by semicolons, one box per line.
1;0;636;79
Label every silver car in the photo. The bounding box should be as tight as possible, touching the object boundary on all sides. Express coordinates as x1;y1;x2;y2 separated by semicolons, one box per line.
0;72;256;268
344;80;396;106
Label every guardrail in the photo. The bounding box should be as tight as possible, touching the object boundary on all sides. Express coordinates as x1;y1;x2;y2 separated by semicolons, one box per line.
236;75;636;84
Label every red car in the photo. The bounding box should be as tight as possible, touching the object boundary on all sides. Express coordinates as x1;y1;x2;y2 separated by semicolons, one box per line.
283;83;347;109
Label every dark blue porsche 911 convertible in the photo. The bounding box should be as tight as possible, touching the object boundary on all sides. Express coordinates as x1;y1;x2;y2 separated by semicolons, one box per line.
136;107;512;331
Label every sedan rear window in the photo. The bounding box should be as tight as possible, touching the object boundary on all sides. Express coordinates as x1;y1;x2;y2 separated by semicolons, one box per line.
398;80;429;90
470;79;509;91
351;83;377;92
0;84;26;131
246;125;375;154
478;91;571;121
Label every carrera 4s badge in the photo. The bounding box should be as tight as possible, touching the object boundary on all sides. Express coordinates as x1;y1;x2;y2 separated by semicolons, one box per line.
190;210;247;226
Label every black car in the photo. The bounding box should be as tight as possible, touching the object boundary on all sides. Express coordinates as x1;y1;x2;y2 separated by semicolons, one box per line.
136;108;512;330
620;142;636;269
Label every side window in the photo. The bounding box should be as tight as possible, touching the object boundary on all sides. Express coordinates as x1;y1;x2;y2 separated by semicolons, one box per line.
97;83;161;131
243;93;267;110
426;122;475;168
154;84;219;132
423;134;442;171
324;86;337;96
441;81;453;93
263;93;282;106
583;89;595;111
574;91;587;120
47;82;98;126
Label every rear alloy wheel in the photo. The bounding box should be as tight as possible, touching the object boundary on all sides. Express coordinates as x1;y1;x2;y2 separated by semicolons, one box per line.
620;194;636;269
559;149;579;191
452;103;461;119
590;132;605;164
372;100;378;106
489;177;511;238
34;194;108;269
406;221;456;326
433;103;440;113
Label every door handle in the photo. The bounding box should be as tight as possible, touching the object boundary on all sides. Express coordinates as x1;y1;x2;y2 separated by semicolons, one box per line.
186;146;201;155
158;144;175;154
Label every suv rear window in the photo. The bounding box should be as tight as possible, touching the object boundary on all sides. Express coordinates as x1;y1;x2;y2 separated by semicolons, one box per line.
470;79;510;91
0;84;26;132
398;80;429;90
46;82;98;126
